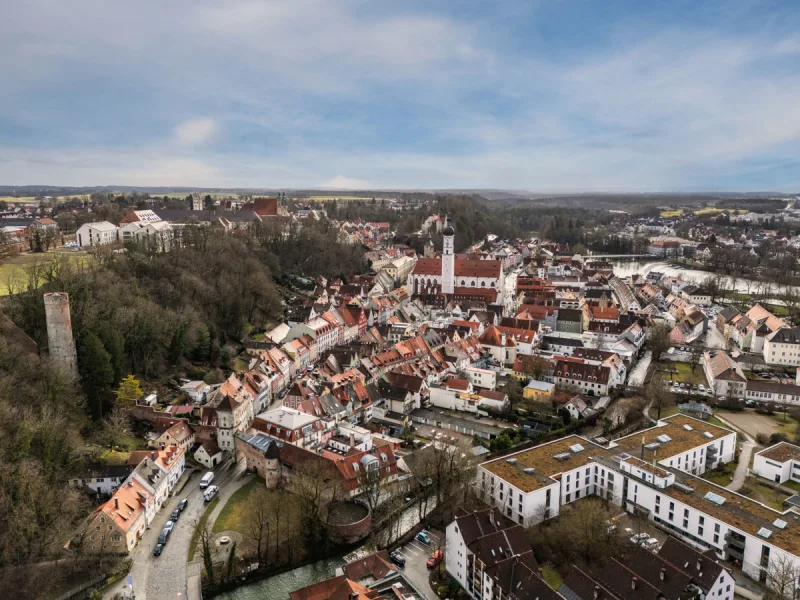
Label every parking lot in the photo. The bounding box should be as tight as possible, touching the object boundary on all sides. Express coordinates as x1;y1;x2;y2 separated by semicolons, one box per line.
391;528;443;599
613;513;670;551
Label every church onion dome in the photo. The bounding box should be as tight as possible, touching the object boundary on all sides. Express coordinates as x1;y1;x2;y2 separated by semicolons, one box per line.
443;220;455;236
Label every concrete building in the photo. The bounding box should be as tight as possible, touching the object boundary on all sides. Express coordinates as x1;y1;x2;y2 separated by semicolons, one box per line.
702;351;746;399
764;327;800;366
473;415;800;587
76;221;118;248
523;380;555;403
44;292;78;378
464;366;497;390
752;442;800;485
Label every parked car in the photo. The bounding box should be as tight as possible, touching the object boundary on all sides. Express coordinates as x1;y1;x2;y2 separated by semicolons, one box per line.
158;528;171;545
178;499;188;512
204;485;220;502
170;509;180;522
153;543;164;557
416;531;431;544
427;550;444;568
163;520;174;533
630;533;649;544
698;384;705;392
643;538;660;549
389;552;406;568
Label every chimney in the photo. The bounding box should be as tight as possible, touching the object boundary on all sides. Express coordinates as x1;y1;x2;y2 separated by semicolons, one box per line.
594;586;600;599
697;560;702;571
660;568;666;581
151;452;156;461
631;577;637;590
488;510;495;526
114;497;119;509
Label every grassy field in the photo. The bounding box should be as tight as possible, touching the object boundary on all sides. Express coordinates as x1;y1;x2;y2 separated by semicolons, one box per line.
768;412;799;437
212;478;260;534
0;250;88;296
541;564;563;589
304;196;392;202
659;362;708;386
739;477;790;510
0;195;89;203
702;461;736;486
694;208;748;215
188;497;220;561
659;210;682;217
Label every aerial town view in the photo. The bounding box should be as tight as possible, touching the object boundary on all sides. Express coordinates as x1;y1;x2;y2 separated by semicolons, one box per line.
2;2;800;600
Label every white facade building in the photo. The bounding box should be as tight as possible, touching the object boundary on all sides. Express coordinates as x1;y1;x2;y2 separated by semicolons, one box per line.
752;442;800;485
76;221;118;248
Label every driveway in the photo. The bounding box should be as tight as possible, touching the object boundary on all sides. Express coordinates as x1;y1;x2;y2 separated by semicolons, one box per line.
104;460;250;600
391;528;443;599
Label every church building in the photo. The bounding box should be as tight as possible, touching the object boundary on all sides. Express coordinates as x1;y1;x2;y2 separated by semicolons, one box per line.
408;217;505;306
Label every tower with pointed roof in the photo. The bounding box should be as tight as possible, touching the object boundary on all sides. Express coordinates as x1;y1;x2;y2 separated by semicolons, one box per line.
442;216;455;294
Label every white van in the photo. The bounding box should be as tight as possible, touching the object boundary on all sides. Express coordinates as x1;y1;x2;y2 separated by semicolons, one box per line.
203;485;219;502
199;472;214;489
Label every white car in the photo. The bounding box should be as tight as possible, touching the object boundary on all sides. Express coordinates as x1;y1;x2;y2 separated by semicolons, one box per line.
630;533;649;544
643;537;659;549
203;485;219;502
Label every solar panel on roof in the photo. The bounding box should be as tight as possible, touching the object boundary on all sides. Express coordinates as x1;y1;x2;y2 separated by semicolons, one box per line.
703;432;714;439
569;443;585;453
553;452;572;461
656;434;672;443
704;491;726;505
758;528;773;539
683;424;693;431
506;458;518;464
773;519;788;529
644;442;661;450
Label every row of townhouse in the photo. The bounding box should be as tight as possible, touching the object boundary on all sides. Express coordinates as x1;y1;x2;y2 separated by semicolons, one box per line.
79;445;186;555
448;504;736;600
475;413;800;587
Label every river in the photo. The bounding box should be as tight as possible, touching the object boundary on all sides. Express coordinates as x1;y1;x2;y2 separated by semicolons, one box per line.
608;259;800;299
215;499;436;599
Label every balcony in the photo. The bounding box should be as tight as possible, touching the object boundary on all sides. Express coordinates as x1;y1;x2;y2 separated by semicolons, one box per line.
725;546;744;561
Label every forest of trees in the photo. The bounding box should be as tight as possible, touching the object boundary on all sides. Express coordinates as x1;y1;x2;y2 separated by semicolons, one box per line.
5;220;364;420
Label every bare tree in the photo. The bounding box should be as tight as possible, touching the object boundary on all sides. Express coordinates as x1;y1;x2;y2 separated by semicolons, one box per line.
646;374;672;420
243;487;271;568
764;554;800;600
688;342;703;374
647;322;672;364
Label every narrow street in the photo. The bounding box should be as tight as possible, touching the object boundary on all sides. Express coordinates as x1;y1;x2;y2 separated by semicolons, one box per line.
627;350;652;387
104;461;251;600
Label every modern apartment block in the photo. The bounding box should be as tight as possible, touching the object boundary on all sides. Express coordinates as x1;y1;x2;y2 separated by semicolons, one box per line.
477;414;800;585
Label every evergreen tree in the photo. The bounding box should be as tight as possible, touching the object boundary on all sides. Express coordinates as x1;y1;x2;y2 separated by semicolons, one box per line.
78;333;114;420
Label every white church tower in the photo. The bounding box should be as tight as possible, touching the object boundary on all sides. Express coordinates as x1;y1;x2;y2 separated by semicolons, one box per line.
442;216;455;294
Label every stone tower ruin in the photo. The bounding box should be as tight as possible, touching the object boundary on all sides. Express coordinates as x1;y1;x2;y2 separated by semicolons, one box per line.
44;292;79;378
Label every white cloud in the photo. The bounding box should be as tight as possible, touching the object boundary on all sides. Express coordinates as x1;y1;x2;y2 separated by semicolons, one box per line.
173;118;220;146
319;175;371;190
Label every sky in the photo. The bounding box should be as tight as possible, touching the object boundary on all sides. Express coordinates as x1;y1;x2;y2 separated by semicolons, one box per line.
1;0;800;192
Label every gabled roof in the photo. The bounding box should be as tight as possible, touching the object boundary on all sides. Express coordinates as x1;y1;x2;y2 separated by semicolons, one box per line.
658;537;727;592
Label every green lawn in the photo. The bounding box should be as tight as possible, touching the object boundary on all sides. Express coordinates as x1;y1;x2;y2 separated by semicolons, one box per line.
212;478;261;534
660;210;682;217
782;479;800;493
702;461;736;486
707;415;729;430
232;358;249;373
739;478;790;511
188;497;220;561
541;565;563;589
768;413;799;437
0;251;88;296
659;362;707;386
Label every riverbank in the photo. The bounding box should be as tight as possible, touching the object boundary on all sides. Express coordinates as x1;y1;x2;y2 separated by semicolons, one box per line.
609;258;800;305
